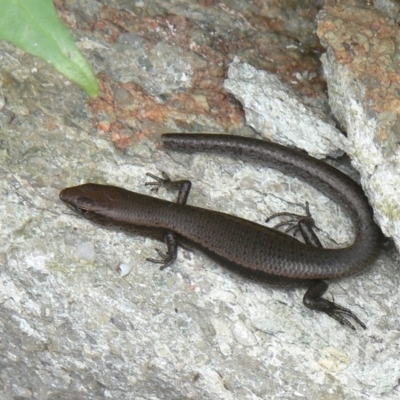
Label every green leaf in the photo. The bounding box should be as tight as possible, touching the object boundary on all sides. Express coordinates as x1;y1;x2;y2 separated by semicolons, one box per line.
0;0;99;97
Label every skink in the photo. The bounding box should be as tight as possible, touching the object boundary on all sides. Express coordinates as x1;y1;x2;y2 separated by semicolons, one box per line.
60;134;383;330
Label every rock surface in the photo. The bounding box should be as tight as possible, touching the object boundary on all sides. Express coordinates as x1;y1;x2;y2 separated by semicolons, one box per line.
224;59;346;158
1;1;400;399
318;0;400;248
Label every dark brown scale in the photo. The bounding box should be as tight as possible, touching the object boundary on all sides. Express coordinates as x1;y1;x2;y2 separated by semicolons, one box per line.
59;134;383;330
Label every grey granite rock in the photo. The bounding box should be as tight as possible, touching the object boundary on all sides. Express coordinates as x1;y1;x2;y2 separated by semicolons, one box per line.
224;59;346;159
318;0;400;250
1;1;400;399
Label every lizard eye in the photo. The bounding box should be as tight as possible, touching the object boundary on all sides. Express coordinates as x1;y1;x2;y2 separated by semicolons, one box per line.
74;196;95;214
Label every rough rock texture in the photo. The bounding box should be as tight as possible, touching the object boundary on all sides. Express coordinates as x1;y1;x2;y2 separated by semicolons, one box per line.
1;1;400;399
224;59;346;158
318;0;400;248
77;0;326;148
374;0;400;20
